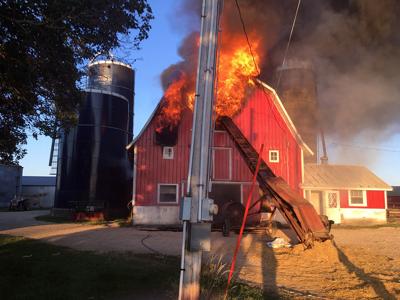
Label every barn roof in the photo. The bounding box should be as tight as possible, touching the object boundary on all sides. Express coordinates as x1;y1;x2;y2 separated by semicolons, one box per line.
126;80;313;155
302;164;392;191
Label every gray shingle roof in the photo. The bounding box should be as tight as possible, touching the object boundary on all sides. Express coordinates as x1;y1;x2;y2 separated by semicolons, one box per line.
302;164;392;190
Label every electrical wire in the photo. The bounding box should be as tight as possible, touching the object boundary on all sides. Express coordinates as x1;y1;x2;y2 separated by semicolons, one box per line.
234;0;282;130
329;142;400;152
233;0;292;160
233;0;308;200
234;0;260;76
275;0;302;91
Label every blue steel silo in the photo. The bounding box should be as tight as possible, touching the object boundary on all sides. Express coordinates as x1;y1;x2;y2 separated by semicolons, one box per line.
55;58;134;219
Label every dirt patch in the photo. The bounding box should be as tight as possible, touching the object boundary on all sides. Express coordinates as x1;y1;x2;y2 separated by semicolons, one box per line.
213;229;400;299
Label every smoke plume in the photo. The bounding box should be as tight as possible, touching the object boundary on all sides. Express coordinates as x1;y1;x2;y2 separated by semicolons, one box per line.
165;0;400;143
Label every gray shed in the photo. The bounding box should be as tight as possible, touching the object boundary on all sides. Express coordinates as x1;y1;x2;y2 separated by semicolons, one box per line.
0;164;23;208
21;176;56;208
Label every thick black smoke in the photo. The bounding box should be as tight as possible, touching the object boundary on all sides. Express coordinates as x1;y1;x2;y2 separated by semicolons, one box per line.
170;0;400;141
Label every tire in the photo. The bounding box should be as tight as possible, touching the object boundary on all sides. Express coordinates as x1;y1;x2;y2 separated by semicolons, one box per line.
222;217;230;237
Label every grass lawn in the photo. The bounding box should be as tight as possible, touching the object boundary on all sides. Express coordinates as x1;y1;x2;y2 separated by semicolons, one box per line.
0;235;180;300
0;235;272;300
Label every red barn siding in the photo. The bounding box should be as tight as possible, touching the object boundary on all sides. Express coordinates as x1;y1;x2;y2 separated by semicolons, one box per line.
233;89;303;193
340;190;385;209
134;87;304;207
212;148;232;180
135;108;192;206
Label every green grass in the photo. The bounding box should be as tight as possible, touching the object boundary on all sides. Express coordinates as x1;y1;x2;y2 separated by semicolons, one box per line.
0;235;295;300
201;256;294;300
0;235;180;300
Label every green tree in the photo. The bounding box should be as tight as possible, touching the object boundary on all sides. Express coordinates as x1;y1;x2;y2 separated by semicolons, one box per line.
0;0;153;164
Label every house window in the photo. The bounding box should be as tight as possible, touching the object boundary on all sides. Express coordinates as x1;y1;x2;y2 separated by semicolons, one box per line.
158;184;178;203
269;150;279;163
163;147;174;159
349;190;367;206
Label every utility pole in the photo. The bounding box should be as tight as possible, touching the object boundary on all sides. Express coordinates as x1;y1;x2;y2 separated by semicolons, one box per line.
178;0;222;299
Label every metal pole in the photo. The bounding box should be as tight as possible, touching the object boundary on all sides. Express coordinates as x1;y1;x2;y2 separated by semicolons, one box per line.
179;1;221;299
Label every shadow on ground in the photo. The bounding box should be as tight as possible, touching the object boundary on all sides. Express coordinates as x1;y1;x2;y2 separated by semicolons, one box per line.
332;241;396;300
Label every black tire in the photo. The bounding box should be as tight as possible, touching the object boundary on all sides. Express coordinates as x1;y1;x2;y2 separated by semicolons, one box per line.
222;217;230;237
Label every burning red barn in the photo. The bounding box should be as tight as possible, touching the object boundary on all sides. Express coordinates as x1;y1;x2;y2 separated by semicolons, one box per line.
126;80;313;225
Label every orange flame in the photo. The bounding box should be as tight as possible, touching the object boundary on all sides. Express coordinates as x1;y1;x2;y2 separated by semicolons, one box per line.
156;73;192;133
215;43;260;117
157;36;261;131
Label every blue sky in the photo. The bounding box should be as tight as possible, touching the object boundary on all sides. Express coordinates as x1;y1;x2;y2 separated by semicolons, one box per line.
20;0;399;186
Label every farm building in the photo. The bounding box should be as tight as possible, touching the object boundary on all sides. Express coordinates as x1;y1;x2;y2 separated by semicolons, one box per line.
302;164;392;224
127;80;313;225
387;186;400;221
387;186;400;209
0;164;22;208
21;176;56;208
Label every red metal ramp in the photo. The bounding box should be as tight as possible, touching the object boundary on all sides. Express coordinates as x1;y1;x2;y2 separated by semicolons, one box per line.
219;116;331;246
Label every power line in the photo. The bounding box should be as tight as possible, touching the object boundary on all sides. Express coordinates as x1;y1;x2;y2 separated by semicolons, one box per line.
234;0;260;76
275;0;302;90
234;0;286;134
329;141;400;152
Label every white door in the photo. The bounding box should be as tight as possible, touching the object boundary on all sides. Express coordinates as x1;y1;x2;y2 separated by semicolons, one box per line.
325;191;341;224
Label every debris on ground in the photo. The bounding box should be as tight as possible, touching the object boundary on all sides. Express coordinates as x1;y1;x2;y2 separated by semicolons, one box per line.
266;237;292;248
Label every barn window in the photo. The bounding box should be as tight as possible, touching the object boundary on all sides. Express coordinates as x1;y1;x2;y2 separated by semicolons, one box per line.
269;150;279;163
158;184;178;203
349;190;367;206
163;147;174;159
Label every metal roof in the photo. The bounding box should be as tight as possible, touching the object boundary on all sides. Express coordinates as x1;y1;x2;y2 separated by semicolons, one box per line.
302;164;392;191
21;176;56;186
388;186;400;196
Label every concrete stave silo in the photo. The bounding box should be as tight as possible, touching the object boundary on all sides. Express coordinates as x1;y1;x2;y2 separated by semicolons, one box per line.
275;59;318;163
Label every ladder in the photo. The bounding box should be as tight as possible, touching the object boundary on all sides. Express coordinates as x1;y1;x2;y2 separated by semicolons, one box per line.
219;116;331;246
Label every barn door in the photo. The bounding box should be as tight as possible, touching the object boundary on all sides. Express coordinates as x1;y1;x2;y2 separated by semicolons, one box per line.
209;183;241;224
212;147;232;180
